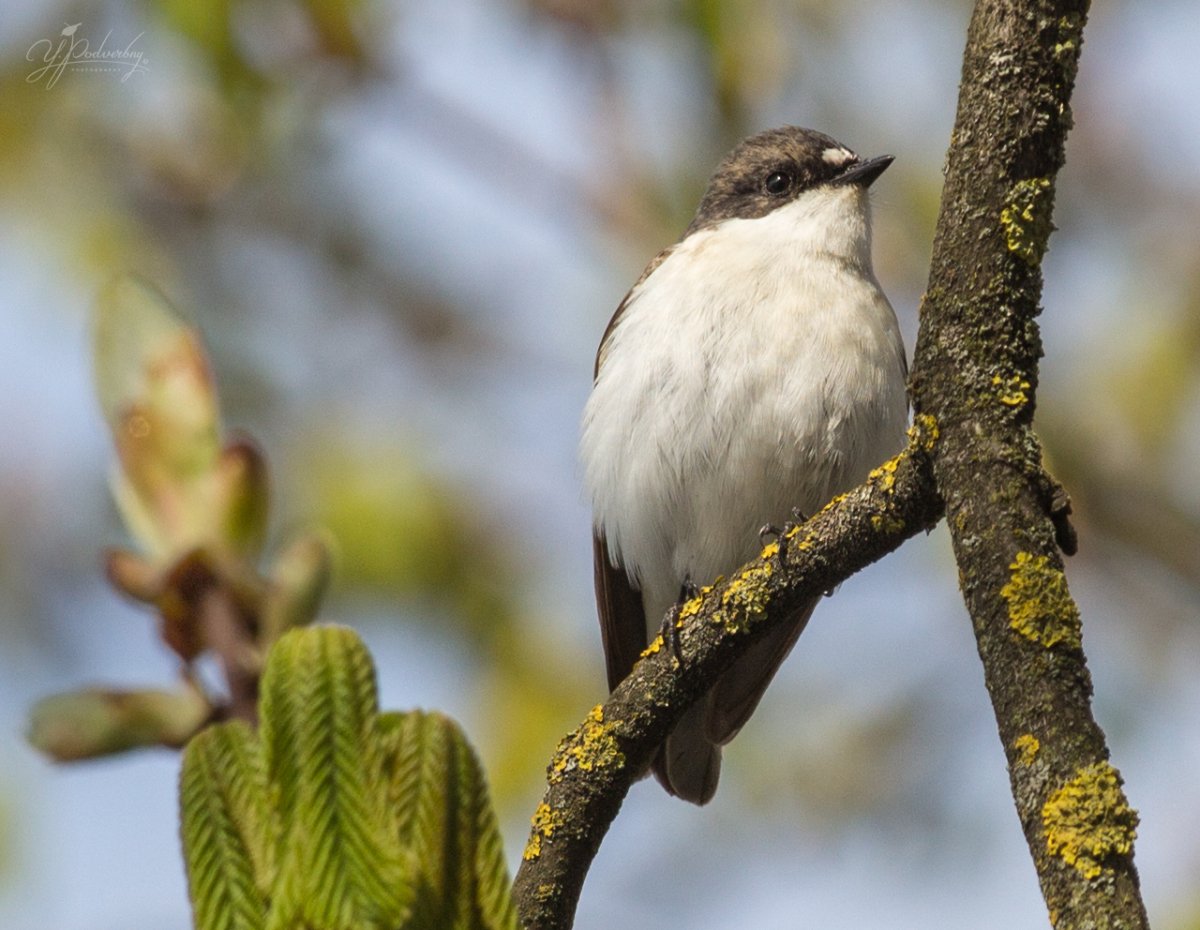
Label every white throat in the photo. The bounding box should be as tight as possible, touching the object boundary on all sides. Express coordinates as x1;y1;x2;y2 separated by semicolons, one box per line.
701;183;875;270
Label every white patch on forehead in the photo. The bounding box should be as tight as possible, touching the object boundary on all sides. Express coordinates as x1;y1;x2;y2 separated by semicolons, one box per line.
822;147;855;165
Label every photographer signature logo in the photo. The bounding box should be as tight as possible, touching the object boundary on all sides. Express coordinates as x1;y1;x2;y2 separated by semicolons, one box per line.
27;22;150;88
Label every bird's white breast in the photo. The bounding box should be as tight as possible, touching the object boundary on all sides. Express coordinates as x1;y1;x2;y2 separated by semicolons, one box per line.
580;186;907;633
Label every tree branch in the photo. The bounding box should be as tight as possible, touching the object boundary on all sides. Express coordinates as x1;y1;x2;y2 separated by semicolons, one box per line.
512;426;943;928
910;0;1150;926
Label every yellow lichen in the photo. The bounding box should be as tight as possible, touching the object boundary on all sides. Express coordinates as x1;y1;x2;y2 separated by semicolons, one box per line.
1001;177;1053;265
717;561;774;633
523;802;565;861
759;540;780;560
992;373;1032;407
817;491;849;516
550;704;624;783
639;635;663;658
866;455;903;529
676;585;713;625
911;413;939;453
870;513;905;534
1000;551;1082;649
782;523;814;550
868;456;900;492
1043;761;1138;880
1014;733;1040;766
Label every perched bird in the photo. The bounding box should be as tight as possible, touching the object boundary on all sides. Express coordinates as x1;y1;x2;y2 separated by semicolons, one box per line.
579;126;908;804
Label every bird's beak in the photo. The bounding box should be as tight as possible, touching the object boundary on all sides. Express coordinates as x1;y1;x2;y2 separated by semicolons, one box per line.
832;154;894;188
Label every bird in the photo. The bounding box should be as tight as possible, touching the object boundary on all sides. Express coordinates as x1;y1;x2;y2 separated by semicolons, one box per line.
579;126;908;805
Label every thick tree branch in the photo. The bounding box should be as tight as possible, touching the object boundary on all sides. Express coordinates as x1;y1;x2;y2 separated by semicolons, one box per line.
512;425;943;928
911;0;1149;927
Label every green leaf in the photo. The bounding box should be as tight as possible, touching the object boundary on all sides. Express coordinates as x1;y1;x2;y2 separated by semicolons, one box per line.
261;627;411;930
93;278;274;570
93;276;222;560
260;531;333;644
212;438;270;561
28;685;210;761
378;711;519;930
469;755;521;930
180;723;272;930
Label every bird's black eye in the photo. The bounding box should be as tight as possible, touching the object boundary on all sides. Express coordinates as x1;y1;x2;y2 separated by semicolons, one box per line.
764;171;793;195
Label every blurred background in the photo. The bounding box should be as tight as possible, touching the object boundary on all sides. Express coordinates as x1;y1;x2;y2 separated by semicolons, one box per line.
2;0;1199;927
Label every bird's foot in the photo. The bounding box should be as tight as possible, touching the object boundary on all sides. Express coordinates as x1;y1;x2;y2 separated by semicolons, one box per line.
659;604;685;667
660;579;700;667
766;508;810;568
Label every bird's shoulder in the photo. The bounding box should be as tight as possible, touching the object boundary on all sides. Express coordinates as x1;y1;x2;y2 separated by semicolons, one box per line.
593;242;679;380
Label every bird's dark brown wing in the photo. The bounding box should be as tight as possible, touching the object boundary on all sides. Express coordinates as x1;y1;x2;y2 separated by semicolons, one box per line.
593;530;647;691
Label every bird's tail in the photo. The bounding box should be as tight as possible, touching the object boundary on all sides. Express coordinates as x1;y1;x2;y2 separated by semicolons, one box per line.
653;701;722;805
653;599;817;805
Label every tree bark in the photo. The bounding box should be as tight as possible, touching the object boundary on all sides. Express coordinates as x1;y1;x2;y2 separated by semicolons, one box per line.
514;0;1153;926
910;0;1149;926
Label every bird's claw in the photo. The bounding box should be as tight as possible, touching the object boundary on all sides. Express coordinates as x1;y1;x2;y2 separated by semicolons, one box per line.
659;604;684;667
766;508;811;569
660;579;700;667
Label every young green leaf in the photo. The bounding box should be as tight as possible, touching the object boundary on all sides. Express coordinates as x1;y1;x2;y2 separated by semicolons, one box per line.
261;627;412;930
180;722;273;930
94;276;223;560
260;531;333;644
29;685;210;761
378;711;519;930
212;438;270;561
